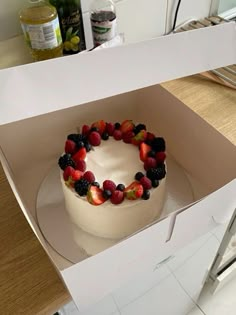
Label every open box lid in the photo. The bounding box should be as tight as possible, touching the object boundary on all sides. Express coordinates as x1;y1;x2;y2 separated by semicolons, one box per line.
0;22;235;126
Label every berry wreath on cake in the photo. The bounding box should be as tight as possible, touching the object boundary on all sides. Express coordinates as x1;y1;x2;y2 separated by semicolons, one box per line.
58;120;167;240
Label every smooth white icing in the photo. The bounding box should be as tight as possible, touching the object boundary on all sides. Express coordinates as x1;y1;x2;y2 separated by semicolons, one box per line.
61;138;166;240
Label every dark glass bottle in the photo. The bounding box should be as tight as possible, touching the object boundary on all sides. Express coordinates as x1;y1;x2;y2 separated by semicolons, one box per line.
50;0;86;54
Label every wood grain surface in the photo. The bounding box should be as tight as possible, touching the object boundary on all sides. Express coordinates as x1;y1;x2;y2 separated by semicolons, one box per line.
0;72;235;313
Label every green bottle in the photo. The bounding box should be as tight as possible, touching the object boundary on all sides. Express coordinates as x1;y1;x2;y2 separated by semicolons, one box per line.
50;0;86;54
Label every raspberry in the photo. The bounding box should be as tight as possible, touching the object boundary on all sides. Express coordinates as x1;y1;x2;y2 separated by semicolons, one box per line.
75;159;86;172
65;139;77;155
103;180;116;192
140;176;152;190
144;157;157;171
113;129;122;140
82;124;90;136
110;190;124;204
106;122;115;136
89;131;101;146
156;152;166;164
83;171;95;183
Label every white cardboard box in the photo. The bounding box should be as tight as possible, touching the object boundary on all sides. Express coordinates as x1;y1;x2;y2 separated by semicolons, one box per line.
0;23;236;312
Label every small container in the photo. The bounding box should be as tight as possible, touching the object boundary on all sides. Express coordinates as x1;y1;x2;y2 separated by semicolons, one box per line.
19;0;63;61
90;0;118;47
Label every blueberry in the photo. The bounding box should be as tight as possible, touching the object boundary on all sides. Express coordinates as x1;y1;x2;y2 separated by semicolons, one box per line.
91;127;99;132
103;189;112;199
85;143;92;152
102;132;109;140
142;190;150;200
76;141;84;149
114;122;121;129
116;184;125;191
147;150;156;158
135;172;144;181
92;181;100;188
152;179;159;188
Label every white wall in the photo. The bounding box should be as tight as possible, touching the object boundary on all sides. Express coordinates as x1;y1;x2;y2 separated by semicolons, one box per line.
219;0;236;13
0;0;217;43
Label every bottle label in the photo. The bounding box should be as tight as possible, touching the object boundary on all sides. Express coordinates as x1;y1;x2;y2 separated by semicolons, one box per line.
21;17;62;50
91;18;117;46
59;9;86;54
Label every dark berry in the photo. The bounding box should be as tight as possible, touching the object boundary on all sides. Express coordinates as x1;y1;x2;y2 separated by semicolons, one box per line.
92;181;100;188
135;123;146;133
116;184;125;191
84;142;92;152
146;167;166;181
142;190;150;200
58;154;75;170
102;132;109;140
147;150;156;158
76;141;84;149
151;137;166;152
74;178;90;196
114;122;121;129
67;133;84;143
135;172;144;181
152;179;159;188
103;189;112;199
91;127;99;132
145;139;153;146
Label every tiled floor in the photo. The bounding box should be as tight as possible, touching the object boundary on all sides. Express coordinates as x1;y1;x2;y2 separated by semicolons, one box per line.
58;225;236;315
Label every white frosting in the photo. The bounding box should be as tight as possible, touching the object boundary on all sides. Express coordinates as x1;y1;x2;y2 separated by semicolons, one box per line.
61;138;166;240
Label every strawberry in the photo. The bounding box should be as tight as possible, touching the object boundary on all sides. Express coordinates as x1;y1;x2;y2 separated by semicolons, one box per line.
103;180;116;192
113;129;122;140
106;122;115;136
156;152;166;164
72;147;86;162
89;131;101;146
120;120;134;134
87;186;106;205
63;166;75;181
144;157;157;171
131;130;147;146
110;190;124;204
82;124;90;136
122;131;135;143
124;181;143;200
75;159;86;172
139;142;151;162
91;120;106;135
83;171;95;183
140;176;152;190
70;170;83;183
65;139;77;155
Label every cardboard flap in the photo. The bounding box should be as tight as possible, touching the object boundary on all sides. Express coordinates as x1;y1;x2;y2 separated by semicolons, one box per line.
0;23;235;125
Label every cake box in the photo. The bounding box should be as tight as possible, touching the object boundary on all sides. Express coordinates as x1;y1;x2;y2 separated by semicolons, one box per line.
0;23;236;313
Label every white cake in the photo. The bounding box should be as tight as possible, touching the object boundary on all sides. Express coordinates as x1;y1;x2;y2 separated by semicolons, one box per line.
59;119;167;246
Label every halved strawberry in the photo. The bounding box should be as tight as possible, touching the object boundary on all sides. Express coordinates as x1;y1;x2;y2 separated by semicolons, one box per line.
87;186;106;205
72;147;86;162
91;120;106;135
120;120;134;134
124;181;143;200
131;130;147;146
64;167;83;187
139;142;151;162
65;139;77;154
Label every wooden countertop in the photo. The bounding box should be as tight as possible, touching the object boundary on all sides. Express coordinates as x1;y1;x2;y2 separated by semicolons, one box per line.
0;37;235;314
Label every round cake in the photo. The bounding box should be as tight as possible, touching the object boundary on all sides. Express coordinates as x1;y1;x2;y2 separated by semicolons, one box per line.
58;120;167;240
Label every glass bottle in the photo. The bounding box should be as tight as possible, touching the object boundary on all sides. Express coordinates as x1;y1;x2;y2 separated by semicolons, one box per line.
50;0;86;54
19;0;63;61
90;0;118;47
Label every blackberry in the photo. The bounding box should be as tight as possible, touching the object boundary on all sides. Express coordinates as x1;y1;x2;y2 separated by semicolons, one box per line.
67;133;84;142
102;132;109;140
103;189;112;199
116;184;125;191
135;172;144;181
114;122;121;129
146;167;166;181
74;178;90;196
152;179;159;188
58;154;75;170
151;137;166;152
147;150;156;158
142;190;150;200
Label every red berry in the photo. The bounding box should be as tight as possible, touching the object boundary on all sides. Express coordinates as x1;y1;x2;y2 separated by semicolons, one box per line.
82;124;90;136
71;170;83;182
122;131;135;143
65;139;76;154
106;122;115;136
144;157;157;171
110;190;124;204
120;120;134;134
72;147;87;162
75;159;86;172
140;142;151;162
83;171;95;183
140;176;152;190
124;181;143;200
87;186;106;205
91;120;106;135
113;129;122;140
156;152;166;163
89;131;101;146
146;132;155;141
103;180;116;192
63;166;75;181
